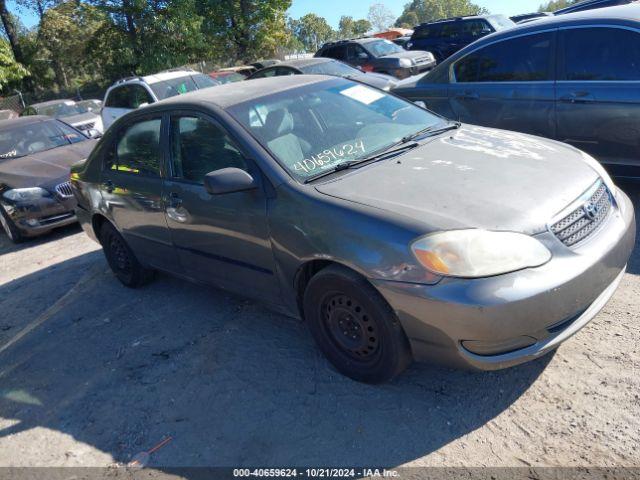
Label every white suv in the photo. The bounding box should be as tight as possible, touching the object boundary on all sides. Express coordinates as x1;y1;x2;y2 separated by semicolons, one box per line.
101;69;220;130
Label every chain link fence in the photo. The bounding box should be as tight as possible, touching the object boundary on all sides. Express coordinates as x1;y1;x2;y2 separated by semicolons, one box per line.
0;92;26;115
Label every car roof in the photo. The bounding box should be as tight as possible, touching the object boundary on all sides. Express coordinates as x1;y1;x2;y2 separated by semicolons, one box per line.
510;2;640;27
0;115;53;130
555;0;633;14
145;75;334;110
28;99;74;108
141;70;201;84
416;14;497;27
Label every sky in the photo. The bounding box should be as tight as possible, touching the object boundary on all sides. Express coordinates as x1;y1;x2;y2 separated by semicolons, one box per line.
9;0;544;29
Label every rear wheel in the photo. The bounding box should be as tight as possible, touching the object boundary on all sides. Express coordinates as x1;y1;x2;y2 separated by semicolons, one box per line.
303;265;412;383
100;222;154;287
0;206;24;243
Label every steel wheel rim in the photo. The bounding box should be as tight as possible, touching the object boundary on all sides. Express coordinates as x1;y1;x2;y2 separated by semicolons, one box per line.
321;293;380;362
108;234;131;275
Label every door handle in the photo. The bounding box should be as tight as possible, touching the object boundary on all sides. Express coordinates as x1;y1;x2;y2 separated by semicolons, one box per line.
559;92;594;103
166;192;188;223
102;180;114;193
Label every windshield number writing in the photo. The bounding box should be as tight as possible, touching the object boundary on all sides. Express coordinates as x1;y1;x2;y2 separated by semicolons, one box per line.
293;140;365;174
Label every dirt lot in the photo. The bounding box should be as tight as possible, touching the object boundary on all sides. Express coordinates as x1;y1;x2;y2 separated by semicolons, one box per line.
0;183;638;471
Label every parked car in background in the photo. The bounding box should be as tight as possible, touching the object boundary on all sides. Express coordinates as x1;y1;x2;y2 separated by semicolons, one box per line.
393;35;413;48
0;116;95;242
0;110;18;120
394;4;640;178
510;12;552;23
22;99;103;137
406;15;515;62
76;99;102;114
554;0;636;15
101;69;220;130
316;38;436;79
209;65;257;84
250;59;281;70
71;75;634;383
247;57;398;91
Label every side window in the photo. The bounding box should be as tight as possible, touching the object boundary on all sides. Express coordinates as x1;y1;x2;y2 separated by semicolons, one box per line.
562;28;640;81
275;67;296;76
127;85;154;109
463;20;492;39
347;44;369;60
107;118;162;176
441;23;462;40
255;68;278;78
105;86;129;108
454;32;554;82
170;116;247;183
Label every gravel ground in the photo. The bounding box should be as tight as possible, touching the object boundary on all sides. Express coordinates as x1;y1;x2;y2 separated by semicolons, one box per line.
0;183;638;472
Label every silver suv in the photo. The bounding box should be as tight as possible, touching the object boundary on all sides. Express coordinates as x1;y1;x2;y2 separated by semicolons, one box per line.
101;69;220;130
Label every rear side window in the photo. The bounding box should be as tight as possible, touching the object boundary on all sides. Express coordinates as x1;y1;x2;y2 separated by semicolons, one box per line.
561;27;640;81
462;20;493;38
322;45;347;60
105;87;128;108
108;118;162;176
252;68;278;78
454;32;554;82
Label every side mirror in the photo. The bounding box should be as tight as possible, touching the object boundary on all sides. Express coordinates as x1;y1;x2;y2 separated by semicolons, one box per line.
204;167;257;195
414;100;427;109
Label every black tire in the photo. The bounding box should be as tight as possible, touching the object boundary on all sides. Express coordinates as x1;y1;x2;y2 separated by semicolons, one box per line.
100;222;155;288
303;265;412;383
0;206;24;243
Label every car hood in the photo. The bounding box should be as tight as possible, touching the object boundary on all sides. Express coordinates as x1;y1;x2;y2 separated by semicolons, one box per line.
0;140;96;189
62;112;99;126
379;50;432;62
315;125;600;235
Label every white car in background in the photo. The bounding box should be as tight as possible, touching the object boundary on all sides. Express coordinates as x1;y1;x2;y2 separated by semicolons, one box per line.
22;99;103;137
101;69;220;130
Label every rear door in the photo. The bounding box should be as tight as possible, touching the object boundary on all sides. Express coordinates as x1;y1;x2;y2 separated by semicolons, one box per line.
99;114;179;271
162;112;280;301
448;30;557;139
556;26;640;175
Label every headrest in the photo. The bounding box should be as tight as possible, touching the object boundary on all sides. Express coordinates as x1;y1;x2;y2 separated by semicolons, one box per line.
263;109;294;138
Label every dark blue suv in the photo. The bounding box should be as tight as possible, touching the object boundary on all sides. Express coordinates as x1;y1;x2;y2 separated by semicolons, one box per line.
407;15;515;62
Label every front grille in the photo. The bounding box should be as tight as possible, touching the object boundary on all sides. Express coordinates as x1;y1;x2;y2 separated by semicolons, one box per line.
55;181;74;198
414;56;431;64
75;122;95;131
550;181;612;247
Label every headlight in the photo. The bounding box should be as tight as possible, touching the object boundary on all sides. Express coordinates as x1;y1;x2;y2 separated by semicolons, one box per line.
399;58;412;68
580;151;617;196
411;230;552;278
3;187;50;202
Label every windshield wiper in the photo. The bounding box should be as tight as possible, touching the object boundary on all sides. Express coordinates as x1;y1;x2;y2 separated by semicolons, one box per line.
304;141;419;184
401;120;461;144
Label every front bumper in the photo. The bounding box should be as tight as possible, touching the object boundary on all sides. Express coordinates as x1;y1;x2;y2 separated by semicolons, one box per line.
372;189;636;370
389;60;437;79
1;194;77;237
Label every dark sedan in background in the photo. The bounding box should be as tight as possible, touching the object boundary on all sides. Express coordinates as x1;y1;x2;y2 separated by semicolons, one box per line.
0;116;95;242
316;38;436;79
394;4;640;178
248;57;398;91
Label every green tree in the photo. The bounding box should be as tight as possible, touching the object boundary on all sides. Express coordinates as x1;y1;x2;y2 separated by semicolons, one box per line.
338;15;371;39
367;3;395;32
395;0;488;27
538;0;578;12
0;39;28;91
0;0;27;64
198;0;292;63
290;13;334;52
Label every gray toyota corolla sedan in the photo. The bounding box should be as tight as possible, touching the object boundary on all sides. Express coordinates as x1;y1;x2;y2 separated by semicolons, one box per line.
71;75;635;383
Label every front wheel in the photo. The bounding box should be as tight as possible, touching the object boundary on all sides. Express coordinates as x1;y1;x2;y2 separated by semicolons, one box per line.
0;206;24;243
303;265;412;383
100;222;155;288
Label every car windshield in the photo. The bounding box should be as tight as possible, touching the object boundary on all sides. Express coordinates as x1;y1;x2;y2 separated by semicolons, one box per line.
228;78;442;181
301;60;362;77
150;74;219;100
76;100;102;113
366;39;405;57
36;101;84;118
0;120;86;159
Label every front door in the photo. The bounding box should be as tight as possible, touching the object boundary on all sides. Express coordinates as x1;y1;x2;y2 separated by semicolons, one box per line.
448;30;557;139
162;113;280;301
556;26;640;177
100;114;179;271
